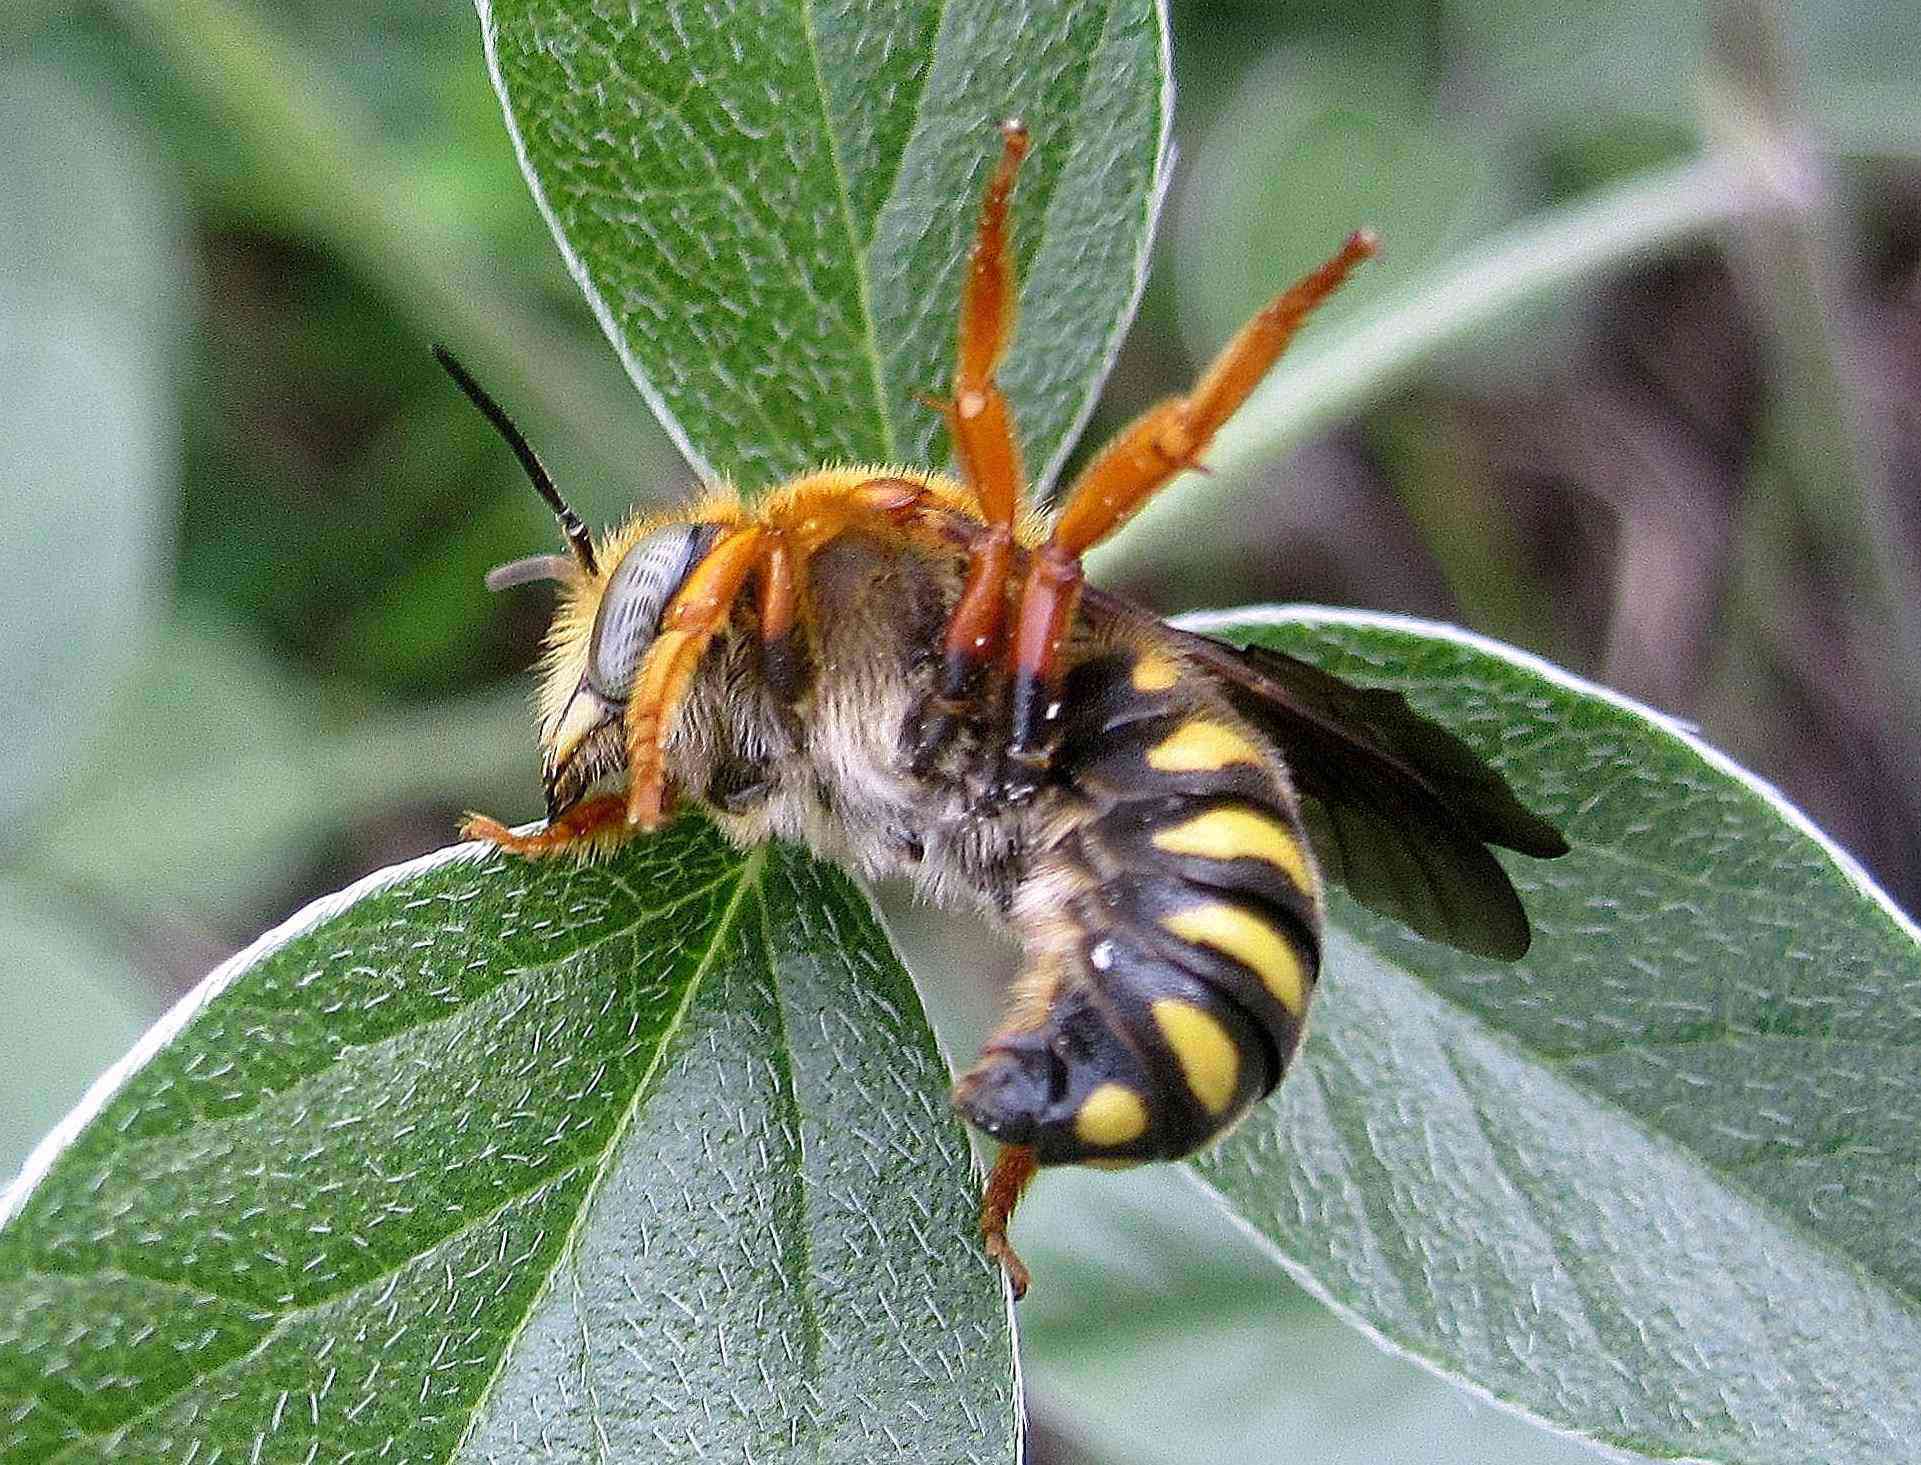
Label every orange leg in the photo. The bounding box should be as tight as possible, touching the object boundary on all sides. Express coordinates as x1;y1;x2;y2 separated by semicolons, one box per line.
759;475;938;707
462;794;630;857
1002;230;1379;776
1001;542;1083;796
756;536;807;705
949;117;1029;531
624;525;769;830
980;1143;1039;1300
1049;229;1377;557
913;120;1033;775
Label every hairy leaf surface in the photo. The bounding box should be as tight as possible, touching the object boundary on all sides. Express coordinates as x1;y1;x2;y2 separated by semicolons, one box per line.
480;0;1168;491
1183;608;1921;1465
0;833;1016;1463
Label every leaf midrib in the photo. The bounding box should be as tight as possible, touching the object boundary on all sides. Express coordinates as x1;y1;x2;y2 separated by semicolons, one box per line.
41;1159;596;1462
33;851;772;1458
38;865;752;1155
453;843;772;1457
797;0;897;461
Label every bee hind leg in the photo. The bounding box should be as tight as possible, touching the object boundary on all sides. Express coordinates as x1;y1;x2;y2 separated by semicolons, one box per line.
979;1143;1038;1300
999;231;1379;788
910;120;1031;777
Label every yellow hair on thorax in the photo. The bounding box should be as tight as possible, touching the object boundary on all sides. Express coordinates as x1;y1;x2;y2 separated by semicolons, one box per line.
529;458;1040;746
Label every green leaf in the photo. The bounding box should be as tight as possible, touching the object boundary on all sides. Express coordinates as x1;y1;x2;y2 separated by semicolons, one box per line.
480;0;1169;488
2;6;1180;1456
1178;607;1921;1464
1018;1167;1607;1464
0;829;1017;1462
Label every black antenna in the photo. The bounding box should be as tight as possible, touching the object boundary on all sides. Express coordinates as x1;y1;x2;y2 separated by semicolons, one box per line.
432;345;598;576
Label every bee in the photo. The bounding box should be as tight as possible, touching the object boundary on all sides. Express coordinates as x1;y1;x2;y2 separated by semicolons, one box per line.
440;120;1567;1298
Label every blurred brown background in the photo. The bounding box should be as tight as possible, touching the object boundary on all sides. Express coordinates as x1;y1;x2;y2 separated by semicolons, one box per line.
2;0;1915;1459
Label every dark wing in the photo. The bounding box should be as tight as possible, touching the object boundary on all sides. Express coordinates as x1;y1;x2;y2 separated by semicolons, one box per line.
1140;610;1568;960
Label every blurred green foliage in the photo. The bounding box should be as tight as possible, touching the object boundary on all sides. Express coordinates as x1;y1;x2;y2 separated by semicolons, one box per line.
3;0;1918;1460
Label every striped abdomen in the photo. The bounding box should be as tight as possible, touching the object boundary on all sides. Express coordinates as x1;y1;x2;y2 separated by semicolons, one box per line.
953;647;1324;1166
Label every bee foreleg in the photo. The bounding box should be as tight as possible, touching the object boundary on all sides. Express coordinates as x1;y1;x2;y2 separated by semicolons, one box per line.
461;794;631;858
625;526;769;830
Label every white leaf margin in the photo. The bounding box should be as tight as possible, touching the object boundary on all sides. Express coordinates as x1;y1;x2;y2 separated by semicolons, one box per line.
473;0;1176;499
14;607;1914;1226
0;830;1025;1453
0;840;495;1226
9;603;1909;1462
1177;606;1919;946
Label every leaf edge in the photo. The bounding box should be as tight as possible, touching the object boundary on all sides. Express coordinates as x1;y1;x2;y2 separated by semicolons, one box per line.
1174;604;1920;949
1027;0;1177;500
0;839;498;1229
1170;602;1921;1465
470;0;711;483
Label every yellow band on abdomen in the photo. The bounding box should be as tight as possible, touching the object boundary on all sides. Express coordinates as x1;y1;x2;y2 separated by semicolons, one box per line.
1161;902;1309;1015
1151;806;1317;894
1130;650;1182;693
1074;1082;1150;1147
1151;999;1240;1115
1146;720;1264;773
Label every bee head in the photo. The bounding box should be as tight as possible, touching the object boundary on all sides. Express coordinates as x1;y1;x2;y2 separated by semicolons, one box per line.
537;522;723;815
432;345;725;818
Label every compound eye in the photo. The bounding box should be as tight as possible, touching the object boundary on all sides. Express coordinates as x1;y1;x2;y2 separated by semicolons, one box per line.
586;523;717;700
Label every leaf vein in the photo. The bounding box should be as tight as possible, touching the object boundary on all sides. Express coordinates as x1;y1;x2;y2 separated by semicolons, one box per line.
1435;1039;1617;1359
797;0;897;459
10;1263;270;1318
859;0;952;257
40;1160;593;1460
1539;1028;1921;1064
1572;838;1849;908
441;844;770;1452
